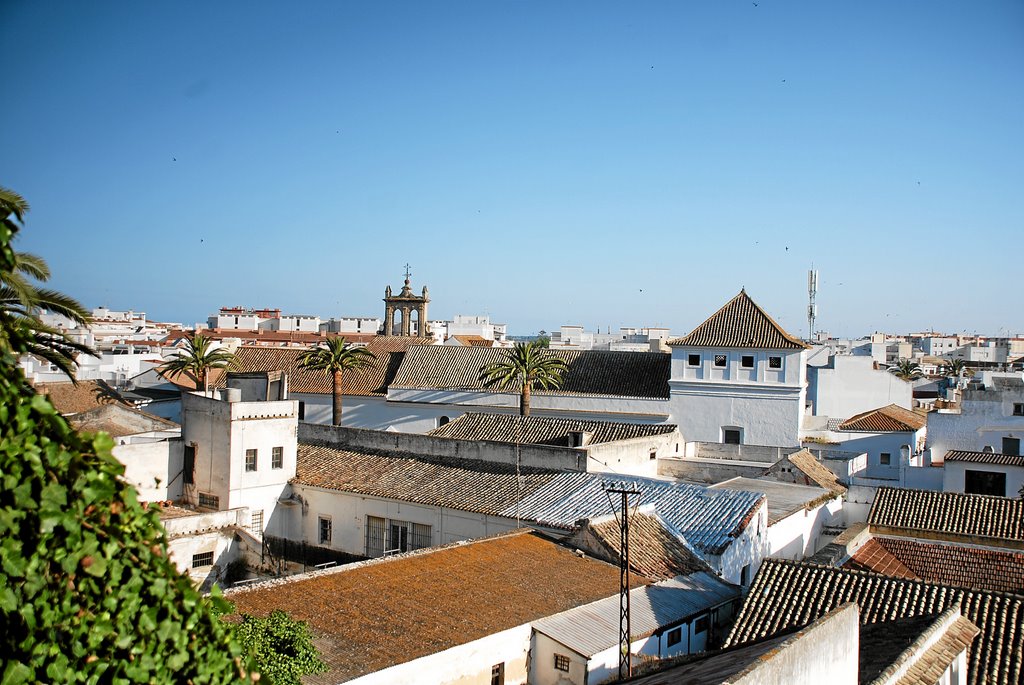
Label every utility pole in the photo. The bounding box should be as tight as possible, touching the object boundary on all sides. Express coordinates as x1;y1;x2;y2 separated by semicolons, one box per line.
605;484;641;681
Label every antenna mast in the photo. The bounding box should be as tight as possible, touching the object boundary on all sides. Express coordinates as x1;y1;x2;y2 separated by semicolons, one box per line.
807;268;818;341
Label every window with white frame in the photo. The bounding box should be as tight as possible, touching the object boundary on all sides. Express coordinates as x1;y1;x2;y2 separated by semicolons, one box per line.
272;446;283;469
741;355;754;368
687;353;701;366
318;516;332;545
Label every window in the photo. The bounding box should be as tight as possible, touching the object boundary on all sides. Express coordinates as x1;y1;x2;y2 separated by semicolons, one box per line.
251;510;263;532
1003;437;1021;457
490;663;505;685
694;615;710;634
183;444;195;485
723;428;742;445
192;551;214;568
298;401;305;420
198;492;219;509
649;449;657;461
741;355;754;368
437;416;450;428
740;564;750;586
411;523;431;550
965;470;1006;497
768;356;782;369
880;452;891;466
319;516;332;545
687;353;701;366
1014;403;1024;417
366;516;386;557
272;446;283;469
666;627;682;647
245;449;257;472
390;520;409;553
554;654;570;672
714;354;727;367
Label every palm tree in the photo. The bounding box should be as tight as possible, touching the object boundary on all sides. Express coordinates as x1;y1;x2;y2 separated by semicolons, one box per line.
942;358;969;378
297;337;377;426
0;186;95;381
888;358;923;381
478;341;568;417
158;334;237;392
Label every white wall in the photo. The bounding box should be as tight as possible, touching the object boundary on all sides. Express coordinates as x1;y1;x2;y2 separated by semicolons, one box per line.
927;385;1024;460
116;438;183;502
349;623;531;685
807;355;913;419
706;501;768;586
297;487;521;557
943;460;1024;498
765;496;843;560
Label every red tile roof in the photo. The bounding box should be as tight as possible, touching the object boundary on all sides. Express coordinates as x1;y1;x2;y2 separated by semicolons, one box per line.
838;404;927;432
846;536;1024;595
667;289;808;350
226;531;640;683
34;380;130;415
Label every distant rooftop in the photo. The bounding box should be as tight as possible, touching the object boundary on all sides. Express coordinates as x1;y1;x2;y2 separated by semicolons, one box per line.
667;289;808;350
868;487;1024;544
427;412;677;446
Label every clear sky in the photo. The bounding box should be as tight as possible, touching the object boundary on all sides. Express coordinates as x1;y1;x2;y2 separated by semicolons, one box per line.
2;1;1021;338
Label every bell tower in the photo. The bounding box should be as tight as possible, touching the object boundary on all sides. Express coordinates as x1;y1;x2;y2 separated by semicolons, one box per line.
383;265;430;337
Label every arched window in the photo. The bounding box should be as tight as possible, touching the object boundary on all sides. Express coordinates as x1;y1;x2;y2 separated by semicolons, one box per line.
437;416;450;427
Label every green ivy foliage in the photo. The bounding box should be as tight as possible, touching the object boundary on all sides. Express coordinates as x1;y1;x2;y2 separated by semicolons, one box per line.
0;219;253;682
233;610;326;685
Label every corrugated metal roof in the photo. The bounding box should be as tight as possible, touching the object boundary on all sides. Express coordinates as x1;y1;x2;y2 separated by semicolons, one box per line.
533;573;739;657
391;345;671;399
503;474;764;556
427;412;677;446
667;289;808;350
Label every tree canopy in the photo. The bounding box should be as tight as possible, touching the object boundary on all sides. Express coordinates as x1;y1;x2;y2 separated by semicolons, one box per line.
0;206;252;683
479;341;568;417
159;334;237;391
297;337;376;425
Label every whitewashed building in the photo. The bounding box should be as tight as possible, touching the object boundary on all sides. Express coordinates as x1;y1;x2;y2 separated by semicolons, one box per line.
667;290;809;447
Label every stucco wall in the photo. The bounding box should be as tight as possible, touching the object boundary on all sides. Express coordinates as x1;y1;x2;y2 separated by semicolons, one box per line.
348;623;532;685
943;460;1024;498
116;438;183;502
807;355;912;419
668;384;804;447
927;386;1024;460
296;486;521;557
766;497;843;560
711;500;768;586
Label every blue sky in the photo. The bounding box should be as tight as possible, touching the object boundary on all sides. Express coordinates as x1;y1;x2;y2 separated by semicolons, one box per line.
2;1;1021;338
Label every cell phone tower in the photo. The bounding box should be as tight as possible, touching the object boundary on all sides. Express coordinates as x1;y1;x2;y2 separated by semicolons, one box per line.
807;268;818;342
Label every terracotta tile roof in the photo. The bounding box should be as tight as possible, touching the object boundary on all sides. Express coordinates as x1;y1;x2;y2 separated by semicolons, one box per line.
35;379;130;415
724;558;1024;685
449;335;493;347
838;404;927;432
391;345;671;399
884;614;980;685
844;538;919;579
584;512;712;581
426;412;677;446
845;536;1024;595
226;531;638;683
945;449;1024;467
667;289;808;349
226;337;432;396
765;448;847;493
294;442;558;515
165;329;378;346
868;487;1024;544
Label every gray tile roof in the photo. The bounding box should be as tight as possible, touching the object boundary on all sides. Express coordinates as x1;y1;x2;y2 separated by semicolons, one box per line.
293;443;763;557
868;487;1024;543
944;449;1024;467
667;289;808;350
390;345;671;399
533;573;739;657
426;412;677;446
724;559;1022;685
